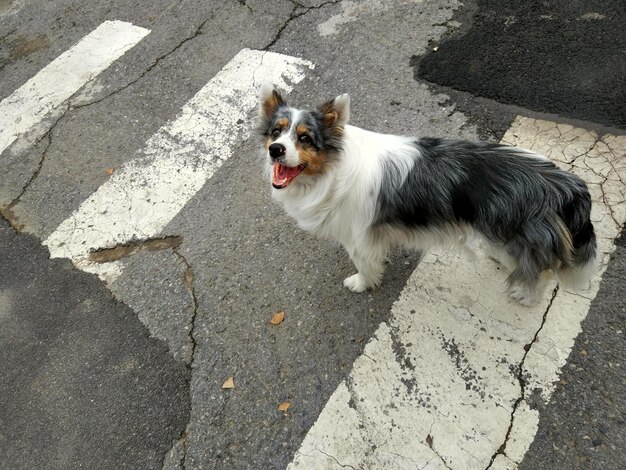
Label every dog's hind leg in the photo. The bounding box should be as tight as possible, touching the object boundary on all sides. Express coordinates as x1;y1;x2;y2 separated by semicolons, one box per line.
507;270;552;307
505;244;552;306
343;240;388;293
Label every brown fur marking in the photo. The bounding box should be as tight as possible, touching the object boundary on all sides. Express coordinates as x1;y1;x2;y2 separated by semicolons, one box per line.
297;143;328;175
262;90;284;119
319;100;342;129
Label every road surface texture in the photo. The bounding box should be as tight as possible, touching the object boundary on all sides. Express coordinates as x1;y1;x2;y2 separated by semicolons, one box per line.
1;0;624;469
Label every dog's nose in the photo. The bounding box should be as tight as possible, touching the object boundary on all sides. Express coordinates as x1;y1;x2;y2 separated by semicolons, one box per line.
269;143;286;160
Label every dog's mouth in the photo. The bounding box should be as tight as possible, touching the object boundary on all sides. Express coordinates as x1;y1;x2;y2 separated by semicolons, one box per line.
272;163;306;189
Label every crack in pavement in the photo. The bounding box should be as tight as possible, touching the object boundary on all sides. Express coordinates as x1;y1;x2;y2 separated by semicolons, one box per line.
171;246;200;469
418;457;437;470
0;209;20;234
566;138;621;228
70;13;215;113
263;0;341;50
14;131;53;203
88;235;183;263
314;446;358;470
426;432;453;470
1;103;70;230
485;286;560;469
251;50;268;90
424;419;454;470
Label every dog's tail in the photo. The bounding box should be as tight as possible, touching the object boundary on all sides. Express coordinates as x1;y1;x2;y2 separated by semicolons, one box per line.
552;188;597;289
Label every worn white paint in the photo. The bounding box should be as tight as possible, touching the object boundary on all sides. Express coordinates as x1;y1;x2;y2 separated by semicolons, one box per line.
289;118;626;469
318;0;426;36
0;20;150;155
44;49;314;281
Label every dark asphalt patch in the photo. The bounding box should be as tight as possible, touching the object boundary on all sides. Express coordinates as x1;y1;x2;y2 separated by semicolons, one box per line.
0;218;190;469
415;0;626;129
520;227;626;469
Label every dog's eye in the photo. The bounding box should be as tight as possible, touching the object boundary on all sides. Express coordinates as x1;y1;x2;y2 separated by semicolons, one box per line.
298;134;311;144
271;128;281;138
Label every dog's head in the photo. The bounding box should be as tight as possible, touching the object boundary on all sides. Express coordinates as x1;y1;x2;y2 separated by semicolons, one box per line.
257;84;349;189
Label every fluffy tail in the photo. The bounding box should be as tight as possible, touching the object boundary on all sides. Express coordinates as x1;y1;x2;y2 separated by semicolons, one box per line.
554;192;597;289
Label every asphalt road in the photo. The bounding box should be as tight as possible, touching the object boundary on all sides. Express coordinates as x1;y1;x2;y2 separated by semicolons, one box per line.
1;0;624;469
417;0;626;129
0;218;190;469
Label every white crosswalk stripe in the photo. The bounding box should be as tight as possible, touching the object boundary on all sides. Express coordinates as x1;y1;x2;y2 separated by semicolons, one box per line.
43;49;314;282
0;20;150;155
289;119;626;470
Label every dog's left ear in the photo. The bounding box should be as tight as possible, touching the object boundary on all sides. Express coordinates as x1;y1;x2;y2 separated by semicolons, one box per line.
319;94;350;129
259;82;286;120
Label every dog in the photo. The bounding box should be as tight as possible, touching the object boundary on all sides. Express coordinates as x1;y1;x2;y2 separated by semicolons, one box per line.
257;85;596;306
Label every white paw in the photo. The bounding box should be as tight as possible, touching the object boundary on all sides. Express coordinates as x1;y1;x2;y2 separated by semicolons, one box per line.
343;273;370;293
508;286;537;307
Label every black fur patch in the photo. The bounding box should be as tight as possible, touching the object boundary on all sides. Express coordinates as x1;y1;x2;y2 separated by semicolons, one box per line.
295;112;329;151
375;137;596;279
258;106;292;137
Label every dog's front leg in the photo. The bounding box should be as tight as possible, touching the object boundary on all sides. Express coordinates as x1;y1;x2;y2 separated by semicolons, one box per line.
343;243;387;293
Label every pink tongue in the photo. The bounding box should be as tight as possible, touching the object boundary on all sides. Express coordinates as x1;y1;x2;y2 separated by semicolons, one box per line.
272;163;303;188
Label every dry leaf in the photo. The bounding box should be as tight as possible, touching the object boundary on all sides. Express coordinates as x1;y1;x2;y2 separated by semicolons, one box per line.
104;167;114;175
222;377;235;389
278;402;291;412
270;311;285;325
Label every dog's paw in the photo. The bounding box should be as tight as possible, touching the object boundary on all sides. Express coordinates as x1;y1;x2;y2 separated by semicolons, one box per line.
343;273;370;293
508;286;538;307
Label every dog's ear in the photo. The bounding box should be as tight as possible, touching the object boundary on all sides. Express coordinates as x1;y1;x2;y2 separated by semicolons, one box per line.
319;94;350;129
259;83;286;120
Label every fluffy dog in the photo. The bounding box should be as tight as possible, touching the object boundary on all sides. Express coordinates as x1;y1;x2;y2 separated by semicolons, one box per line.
258;85;596;306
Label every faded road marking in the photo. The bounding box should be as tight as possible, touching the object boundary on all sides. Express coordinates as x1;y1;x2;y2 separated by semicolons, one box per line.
318;0;429;36
44;49;314;281
0;20;150;155
288;118;625;470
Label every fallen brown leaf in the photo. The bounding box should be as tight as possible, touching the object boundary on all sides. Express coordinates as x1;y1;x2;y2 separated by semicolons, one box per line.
270;311;285;325
104;167;114;175
278;402;291;412
222;377;235;389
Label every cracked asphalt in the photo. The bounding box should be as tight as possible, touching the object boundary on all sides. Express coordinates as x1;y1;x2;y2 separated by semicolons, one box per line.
487;287;561;469
1;0;625;469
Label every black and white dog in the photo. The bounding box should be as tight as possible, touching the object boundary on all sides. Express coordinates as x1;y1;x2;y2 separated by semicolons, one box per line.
258;86;596;306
